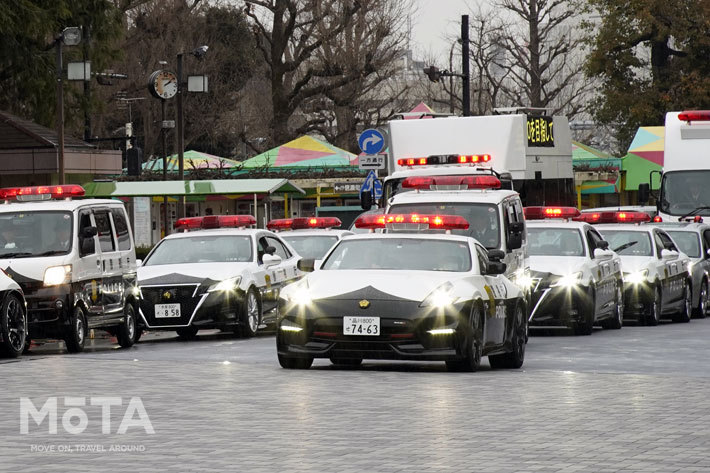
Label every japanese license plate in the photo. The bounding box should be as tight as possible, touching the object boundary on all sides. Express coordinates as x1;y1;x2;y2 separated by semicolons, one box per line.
343;316;380;336
155;303;181;318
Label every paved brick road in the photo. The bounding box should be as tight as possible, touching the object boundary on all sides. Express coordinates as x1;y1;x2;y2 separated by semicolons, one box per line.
2;321;710;472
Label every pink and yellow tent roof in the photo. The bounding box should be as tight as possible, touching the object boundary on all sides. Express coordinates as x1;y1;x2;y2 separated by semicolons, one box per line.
142;150;241;172
622;126;664;191
240;136;358;170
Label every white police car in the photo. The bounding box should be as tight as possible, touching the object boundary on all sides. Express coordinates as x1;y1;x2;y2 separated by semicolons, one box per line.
0;185;139;353
524;207;624;335
581;211;692;325
0;269;27;358
277;213;527;372
651;221;710;318
137;215;301;339
267;217;353;260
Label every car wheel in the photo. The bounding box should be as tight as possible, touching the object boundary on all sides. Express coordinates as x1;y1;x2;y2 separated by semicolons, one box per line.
278;353;313;369
134;328;143;343
116;304;137;348
573;288;595;335
602;282;624;330
176;326;199;340
446;305;483;372
0;293;27;358
489;302;526;369
330;357;363;367
645;286;661;326
64;306;87;353
693;280;708;319
673;282;692;323
237;288;261;338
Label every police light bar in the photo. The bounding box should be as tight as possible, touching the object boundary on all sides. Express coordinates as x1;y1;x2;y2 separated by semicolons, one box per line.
576;211;651;224
0;185;85;201
354;213;469;230
266;218;293;231
523;206;581;220
678;111;710;123
174;215;256;230
291;217;342;230
396;154;491;166
402;175;501;190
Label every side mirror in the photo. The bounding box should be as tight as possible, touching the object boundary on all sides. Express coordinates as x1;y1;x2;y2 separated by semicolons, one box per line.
661;249;678;260
82;226;98;238
297;258;316;272
594;248;613;260
265;245;276;256
80;237;95;256
638;183;650;205
507;232;523;251
487;261;507;275
595;240;610;250
263;253;282;268
360;191;373;211
488;249;506;261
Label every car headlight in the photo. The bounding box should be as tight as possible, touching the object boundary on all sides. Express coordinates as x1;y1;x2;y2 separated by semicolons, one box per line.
420;282;458;308
208;276;241;292
43;265;71;286
552;271;583;288
283;280;312;305
625;270;648;285
279;318;304;332
516;273;534;289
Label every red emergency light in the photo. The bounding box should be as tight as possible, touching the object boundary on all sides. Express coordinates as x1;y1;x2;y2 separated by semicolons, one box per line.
397;154;492;166
524;206;581;220
354;213;469;230
402;175;501;190
174;215;256;230
653;215;663;222
0;185;85;201
576;211;651;224
678;111;710;123
266;218;294;231
291;217;342;229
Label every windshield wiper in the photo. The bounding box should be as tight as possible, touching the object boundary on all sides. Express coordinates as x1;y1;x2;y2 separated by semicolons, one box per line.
613;241;637;252
679;207;710;221
0;252;33;258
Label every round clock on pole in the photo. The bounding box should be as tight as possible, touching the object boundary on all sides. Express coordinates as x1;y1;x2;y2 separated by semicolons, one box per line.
148;70;178;100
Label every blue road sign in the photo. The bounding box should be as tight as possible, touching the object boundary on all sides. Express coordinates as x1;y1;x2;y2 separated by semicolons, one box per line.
358;129;385;155
360;170;377;194
373;178;383;199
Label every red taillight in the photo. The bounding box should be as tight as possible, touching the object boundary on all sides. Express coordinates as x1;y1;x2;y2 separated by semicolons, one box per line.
524;206;581;220
402;175;501;190
653;215;663;222
354;213;469;230
0;185;85;200
266;218;294;231
174;215;256;230
291;217;342;229
678;110;710;122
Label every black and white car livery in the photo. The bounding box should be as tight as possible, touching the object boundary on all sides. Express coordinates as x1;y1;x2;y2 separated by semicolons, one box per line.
137;215;301;339
277;213;527;372
524;206;624;335
267;217;353;260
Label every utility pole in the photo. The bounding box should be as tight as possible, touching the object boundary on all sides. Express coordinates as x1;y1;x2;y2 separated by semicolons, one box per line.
461;15;470;117
56;39;65;184
83;26;91;142
161;99;169;237
176;53;185;219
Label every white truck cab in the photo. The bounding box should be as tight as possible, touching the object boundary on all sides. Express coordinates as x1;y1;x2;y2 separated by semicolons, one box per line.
0;185;139;352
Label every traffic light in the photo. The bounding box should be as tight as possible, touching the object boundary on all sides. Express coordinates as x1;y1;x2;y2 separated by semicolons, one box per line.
423;66;441;82
126;147;143;176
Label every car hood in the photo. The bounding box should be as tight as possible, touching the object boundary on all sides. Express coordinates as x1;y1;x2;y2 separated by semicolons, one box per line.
287;270;463;302
138;262;250;285
529;256;585;277
617;255;655;274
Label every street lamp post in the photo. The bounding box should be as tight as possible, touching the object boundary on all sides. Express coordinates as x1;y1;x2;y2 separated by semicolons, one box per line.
53;27;82;185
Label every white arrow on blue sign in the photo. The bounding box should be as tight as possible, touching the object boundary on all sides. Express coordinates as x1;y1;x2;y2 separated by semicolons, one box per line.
358;129;385;155
373;178;383;199
360;170;383;199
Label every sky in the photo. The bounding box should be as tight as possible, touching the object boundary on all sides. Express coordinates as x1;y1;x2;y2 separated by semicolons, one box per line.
410;0;476;59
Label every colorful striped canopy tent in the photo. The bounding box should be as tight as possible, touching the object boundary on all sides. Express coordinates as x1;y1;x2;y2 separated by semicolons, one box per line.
622;127;664;191
142;150;242;172
240;136;358;170
572;141;621;194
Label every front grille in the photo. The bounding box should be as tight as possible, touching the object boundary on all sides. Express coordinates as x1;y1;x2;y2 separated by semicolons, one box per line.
140;284;202;327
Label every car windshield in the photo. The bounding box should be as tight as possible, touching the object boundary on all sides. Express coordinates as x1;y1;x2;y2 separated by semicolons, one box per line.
321;238;472;272
528;228;585;256
0;211;73;258
667;231;701;258
387;202;500;249
145;235;253;265
281;235;338;259
660;170;710;216
598;230;653;256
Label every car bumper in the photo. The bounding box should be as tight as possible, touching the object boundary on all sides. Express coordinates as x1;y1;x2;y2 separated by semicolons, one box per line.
622;282;653;317
528;285;588;326
23;283;72;338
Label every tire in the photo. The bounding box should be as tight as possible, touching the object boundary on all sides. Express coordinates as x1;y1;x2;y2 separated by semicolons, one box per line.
134;328;143;343
116;304;137;348
489;302;526;369
693;280;708;319
236;287;261;338
673;282;692;323
573;288;595;336
176;326;199;340
602;282;624;330
0;293;27;358
645;286;661;326
330;358;363;367
23;338;31;354
278;353;313;369
446;305;483;372
64;306;87;353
